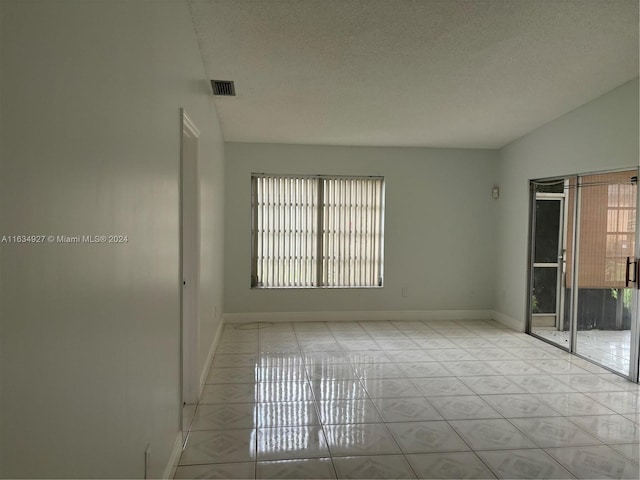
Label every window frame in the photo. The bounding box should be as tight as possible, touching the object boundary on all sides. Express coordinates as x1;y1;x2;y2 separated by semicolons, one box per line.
251;173;385;289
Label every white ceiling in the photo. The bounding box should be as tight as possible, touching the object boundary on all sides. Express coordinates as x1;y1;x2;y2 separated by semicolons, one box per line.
189;0;639;148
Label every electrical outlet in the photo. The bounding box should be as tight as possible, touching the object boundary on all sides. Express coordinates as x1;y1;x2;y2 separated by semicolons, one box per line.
144;444;151;479
401;287;408;298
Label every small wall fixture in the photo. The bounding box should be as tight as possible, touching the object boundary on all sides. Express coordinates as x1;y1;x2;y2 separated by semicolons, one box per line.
492;186;500;200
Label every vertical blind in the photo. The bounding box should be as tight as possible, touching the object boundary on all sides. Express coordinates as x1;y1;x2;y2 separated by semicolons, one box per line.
565;171;637;288
251;174;384;288
577;172;637;288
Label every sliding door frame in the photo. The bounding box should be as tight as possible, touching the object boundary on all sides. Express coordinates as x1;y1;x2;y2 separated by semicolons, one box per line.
631;180;640;382
527;167;640;383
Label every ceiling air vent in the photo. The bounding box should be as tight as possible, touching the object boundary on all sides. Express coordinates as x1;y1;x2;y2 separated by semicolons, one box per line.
211;80;236;96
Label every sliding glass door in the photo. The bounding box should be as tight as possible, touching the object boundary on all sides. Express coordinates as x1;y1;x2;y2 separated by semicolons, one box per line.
573;171;638;377
529;169;639;382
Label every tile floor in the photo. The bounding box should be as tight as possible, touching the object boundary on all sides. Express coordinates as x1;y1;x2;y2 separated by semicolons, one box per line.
533;329;631;374
176;319;640;479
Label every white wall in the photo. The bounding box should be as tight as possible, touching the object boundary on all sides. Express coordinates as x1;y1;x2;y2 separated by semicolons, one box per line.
225;143;498;317
0;1;225;477
494;78;639;331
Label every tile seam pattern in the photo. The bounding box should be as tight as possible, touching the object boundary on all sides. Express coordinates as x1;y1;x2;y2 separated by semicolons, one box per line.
176;319;639;479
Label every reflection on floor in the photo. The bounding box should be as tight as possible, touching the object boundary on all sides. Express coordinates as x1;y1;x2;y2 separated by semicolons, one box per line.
177;319;640;479
533;329;631;374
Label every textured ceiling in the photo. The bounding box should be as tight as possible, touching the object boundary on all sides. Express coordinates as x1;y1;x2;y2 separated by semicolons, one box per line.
189;0;638;148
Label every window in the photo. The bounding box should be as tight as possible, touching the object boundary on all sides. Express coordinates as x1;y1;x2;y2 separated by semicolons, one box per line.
251;174;385;288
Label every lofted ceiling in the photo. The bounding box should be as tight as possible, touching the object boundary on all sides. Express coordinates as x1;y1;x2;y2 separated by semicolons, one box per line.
188;0;639;148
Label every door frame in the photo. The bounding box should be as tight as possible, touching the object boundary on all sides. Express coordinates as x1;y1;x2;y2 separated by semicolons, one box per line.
180;109;200;406
527;182;571;351
531;193;566;335
631;173;640;382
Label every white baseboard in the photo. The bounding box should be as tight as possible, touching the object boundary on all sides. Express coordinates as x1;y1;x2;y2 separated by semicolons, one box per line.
199;316;225;397
491;310;525;332
162;432;183;480
223;309;493;324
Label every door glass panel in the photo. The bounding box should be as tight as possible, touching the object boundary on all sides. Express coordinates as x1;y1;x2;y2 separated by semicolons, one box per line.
574;171;637;376
532;268;558;313
534;201;561;263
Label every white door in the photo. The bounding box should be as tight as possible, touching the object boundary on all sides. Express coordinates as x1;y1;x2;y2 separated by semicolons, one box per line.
181;110;200;406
